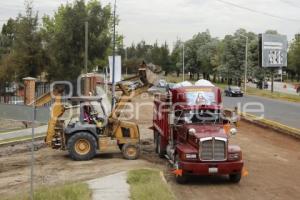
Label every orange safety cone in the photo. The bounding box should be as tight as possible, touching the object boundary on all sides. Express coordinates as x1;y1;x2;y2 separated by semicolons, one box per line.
172;169;183;177
224;123;231;135
242;167;249;177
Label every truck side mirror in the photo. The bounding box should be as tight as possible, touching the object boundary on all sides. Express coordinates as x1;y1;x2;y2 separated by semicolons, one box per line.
169;113;174;125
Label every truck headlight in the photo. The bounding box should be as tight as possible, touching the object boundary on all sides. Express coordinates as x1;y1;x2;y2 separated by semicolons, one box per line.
228;152;241;161
188;128;196;136
185;154;197;159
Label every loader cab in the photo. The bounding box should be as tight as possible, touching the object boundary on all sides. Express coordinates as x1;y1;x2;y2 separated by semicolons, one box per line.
65;97;107;136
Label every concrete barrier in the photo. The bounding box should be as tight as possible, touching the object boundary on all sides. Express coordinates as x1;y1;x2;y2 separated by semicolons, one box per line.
240;112;300;139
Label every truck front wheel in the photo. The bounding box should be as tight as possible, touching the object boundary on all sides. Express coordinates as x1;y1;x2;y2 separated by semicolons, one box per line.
175;155;188;184
67;132;97;161
229;173;241;183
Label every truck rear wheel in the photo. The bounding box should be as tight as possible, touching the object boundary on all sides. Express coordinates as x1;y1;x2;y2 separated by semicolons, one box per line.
157;135;165;158
229;173;241;183
67;132;97;161
154;131;158;153
122;143;140;160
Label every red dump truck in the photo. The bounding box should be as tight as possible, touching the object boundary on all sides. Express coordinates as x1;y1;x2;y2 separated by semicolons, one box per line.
153;84;244;183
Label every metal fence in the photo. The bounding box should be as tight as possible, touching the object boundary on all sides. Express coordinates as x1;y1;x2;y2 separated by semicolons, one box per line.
0;95;24;104
0;82;24;104
0;80;80;106
35;82;50;99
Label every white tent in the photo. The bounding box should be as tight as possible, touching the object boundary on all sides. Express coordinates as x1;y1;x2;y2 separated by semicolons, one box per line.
195;79;215;87
173;81;193;88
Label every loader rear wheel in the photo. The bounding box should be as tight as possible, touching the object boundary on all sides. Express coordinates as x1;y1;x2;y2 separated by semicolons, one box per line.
122;143;139;160
67;132;97;161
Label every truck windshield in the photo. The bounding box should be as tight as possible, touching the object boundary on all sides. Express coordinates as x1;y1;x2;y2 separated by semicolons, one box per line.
186;91;216;106
183;110;221;124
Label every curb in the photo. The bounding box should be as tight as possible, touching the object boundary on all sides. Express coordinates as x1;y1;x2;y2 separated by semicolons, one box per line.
240;112;300;139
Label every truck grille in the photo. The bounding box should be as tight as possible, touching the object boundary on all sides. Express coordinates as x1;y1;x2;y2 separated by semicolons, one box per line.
200;137;226;161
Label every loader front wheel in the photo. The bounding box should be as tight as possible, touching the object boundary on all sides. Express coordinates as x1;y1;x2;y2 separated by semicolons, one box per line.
67;132;97;161
122;143;139;160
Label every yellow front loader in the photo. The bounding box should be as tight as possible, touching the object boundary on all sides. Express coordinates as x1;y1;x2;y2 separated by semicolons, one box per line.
43;64;159;160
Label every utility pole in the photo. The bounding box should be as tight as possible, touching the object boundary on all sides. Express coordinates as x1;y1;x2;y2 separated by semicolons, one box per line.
85;22;88;74
271;69;274;93
239;34;248;94
125;48;128;77
30;101;36;200
182;42;185;82
280;67;283;82
111;0;117;110
245;36;248;94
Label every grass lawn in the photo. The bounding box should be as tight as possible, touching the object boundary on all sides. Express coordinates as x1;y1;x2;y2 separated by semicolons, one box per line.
127;169;175;200
246;87;300;103
0;128;25;134
215;83;300;103
5;183;91;200
0;133;45;145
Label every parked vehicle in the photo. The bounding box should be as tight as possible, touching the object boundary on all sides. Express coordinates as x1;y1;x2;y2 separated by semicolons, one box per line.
153;84;244;183
224;86;244;97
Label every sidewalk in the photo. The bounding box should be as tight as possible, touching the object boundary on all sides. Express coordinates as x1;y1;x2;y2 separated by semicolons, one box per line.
0;125;47;141
247;82;299;95
87;171;130;200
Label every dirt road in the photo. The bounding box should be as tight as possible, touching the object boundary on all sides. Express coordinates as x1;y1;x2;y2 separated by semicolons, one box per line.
0;95;300;199
168;121;300;200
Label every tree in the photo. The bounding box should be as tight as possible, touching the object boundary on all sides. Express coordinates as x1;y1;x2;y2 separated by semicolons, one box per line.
42;0;113;81
184;30;217;80
170;40;183;77
288;34;300;81
218;29;260;85
0;1;45;82
0;18;16;58
123;41;172;75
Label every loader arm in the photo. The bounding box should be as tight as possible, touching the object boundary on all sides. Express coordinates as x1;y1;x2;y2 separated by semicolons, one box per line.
30;89;65;147
45;96;65;146
28;92;52;107
107;66;160;137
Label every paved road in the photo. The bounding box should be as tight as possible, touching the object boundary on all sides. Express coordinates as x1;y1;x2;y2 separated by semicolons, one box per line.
223;95;300;129
170;121;300;200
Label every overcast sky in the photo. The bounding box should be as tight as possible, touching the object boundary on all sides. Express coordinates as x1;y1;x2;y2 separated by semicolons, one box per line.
1;0;300;47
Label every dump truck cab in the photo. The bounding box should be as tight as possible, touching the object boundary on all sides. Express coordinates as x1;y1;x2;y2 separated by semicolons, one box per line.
153;84;244;184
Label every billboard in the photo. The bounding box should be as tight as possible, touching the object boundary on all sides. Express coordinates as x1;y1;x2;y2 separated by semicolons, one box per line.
109;55;122;83
259;34;288;68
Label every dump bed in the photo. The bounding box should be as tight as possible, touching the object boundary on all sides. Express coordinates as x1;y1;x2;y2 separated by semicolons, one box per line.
153;92;171;149
153;85;222;142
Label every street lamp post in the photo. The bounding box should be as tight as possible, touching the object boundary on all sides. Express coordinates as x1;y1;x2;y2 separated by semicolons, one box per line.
111;0;117;110
239;34;248;95
182;42;185;82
